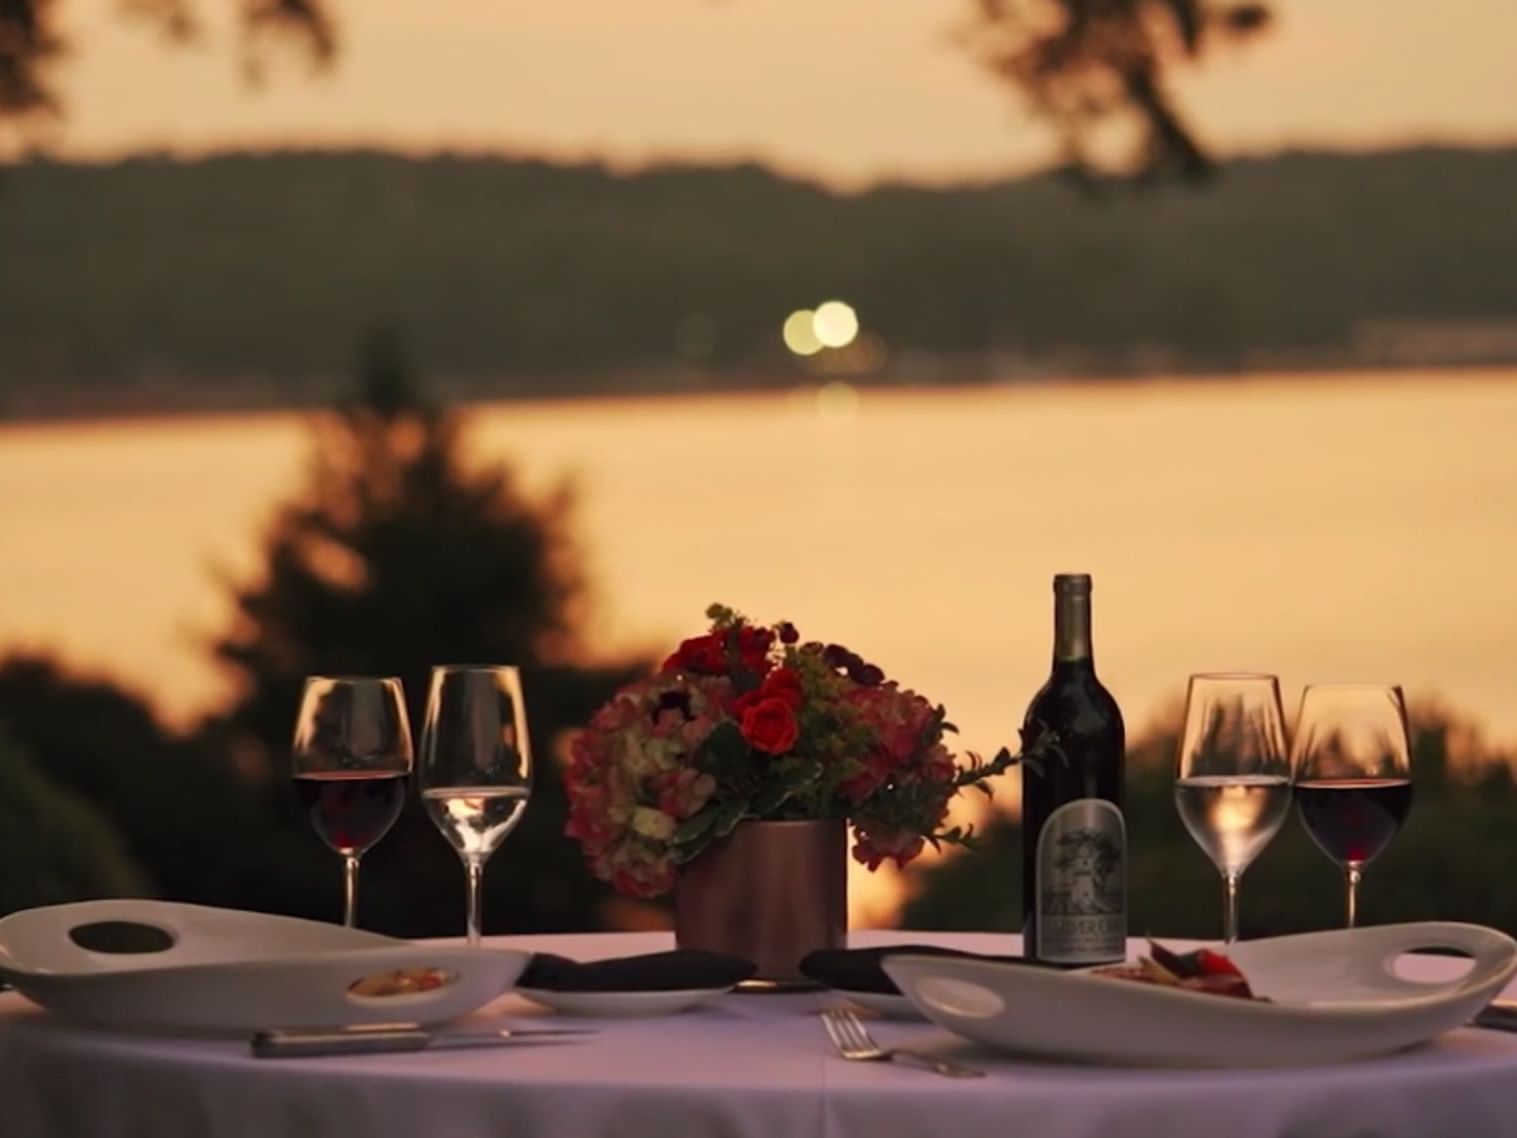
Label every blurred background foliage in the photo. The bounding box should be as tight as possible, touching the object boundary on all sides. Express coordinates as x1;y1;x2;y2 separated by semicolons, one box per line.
0;332;644;934
0;727;147;908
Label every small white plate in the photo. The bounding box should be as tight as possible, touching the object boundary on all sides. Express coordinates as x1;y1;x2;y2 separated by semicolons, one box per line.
0;900;528;1034
884;922;1517;1068
833;989;924;1020
516;986;731;1017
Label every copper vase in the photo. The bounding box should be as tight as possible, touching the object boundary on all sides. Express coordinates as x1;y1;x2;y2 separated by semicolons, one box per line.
673;818;847;984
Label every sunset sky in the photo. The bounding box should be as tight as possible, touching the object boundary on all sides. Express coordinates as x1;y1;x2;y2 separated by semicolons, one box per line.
47;0;1517;185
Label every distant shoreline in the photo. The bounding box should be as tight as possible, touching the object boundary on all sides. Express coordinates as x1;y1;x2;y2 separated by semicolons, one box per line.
2;359;1514;429
7;145;1517;423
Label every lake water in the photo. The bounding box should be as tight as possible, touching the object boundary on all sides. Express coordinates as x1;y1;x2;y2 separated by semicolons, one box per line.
2;370;1515;915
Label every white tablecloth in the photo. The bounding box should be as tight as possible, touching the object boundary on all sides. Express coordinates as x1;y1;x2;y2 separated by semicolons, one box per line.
4;930;1517;1138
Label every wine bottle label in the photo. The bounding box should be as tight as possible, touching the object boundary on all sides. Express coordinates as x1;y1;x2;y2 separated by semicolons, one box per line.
1034;799;1126;964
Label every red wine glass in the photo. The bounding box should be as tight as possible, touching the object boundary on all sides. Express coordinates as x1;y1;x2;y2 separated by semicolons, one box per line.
1291;683;1413;928
292;676;414;927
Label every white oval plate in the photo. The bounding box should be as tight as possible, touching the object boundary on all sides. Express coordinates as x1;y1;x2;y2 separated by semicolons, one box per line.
516;986;731;1017
884;922;1517;1068
0;900;528;1034
833;989;924;1020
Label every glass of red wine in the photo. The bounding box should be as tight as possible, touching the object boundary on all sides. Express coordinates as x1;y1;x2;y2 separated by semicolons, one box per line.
292;676;414;928
1291;683;1414;928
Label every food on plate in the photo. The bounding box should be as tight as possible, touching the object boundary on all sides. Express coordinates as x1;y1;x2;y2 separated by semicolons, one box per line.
347;968;458;997
1091;942;1260;1000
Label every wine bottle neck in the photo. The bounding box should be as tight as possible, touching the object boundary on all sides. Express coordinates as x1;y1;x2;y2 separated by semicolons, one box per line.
1052;585;1094;667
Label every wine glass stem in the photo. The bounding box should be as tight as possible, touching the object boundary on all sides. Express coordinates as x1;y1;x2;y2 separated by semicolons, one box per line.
1222;871;1241;944
465;860;485;947
342;855;360;928
1345;863;1363;929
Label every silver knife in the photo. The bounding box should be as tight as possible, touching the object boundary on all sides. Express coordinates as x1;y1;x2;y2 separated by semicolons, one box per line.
251;1024;597;1058
1472;1001;1517;1034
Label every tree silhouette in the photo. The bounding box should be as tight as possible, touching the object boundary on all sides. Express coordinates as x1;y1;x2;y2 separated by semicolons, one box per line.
0;718;147;911
0;654;260;907
2;1;1268;178
960;0;1271;180
2;0;332;148
204;326;643;934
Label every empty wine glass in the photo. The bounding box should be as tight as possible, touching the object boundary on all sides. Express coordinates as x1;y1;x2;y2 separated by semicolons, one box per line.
1174;673;1292;943
418;665;533;947
1292;683;1414;928
292;676;414;927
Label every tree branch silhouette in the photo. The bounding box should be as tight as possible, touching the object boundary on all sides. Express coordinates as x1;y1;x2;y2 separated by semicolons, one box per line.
2;1;1268;179
960;0;1272;181
1;0;333;149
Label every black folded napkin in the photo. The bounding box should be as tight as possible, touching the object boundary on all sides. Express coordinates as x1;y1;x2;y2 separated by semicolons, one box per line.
800;945;1047;995
516;949;757;993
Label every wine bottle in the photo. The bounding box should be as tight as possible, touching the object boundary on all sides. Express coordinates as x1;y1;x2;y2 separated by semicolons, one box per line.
1021;573;1126;965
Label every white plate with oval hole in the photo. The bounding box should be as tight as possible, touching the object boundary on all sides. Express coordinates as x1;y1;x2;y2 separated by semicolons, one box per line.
0;900;528;1034
515;986;732;1017
883;922;1517;1067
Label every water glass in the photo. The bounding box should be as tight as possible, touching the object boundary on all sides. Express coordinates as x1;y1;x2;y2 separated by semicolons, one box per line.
1174;672;1292;943
418;665;533;947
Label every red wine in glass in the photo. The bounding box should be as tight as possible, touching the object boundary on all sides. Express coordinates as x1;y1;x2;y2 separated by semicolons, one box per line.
295;770;409;855
292;675;414;928
1290;683;1413;928
1295;778;1412;867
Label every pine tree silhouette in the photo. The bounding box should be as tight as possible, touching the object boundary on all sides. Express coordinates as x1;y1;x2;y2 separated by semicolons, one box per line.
205;326;643;934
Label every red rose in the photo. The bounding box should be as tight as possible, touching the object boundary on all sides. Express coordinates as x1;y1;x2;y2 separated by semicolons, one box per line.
734;625;774;673
740;697;800;755
729;666;801;717
758;666;804;711
851;828;926;871
838;748;894;802
663;634;727;675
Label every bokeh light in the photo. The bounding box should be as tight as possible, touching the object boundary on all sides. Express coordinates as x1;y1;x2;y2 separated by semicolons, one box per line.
782;309;823;356
812;300;859;349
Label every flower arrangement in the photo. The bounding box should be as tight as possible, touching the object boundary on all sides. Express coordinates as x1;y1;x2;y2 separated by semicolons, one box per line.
565;604;1027;898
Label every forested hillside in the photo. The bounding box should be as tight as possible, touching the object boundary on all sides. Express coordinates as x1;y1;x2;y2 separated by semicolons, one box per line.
2;146;1516;409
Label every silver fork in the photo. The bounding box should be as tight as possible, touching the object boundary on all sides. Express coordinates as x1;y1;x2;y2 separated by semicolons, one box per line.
821;1007;984;1078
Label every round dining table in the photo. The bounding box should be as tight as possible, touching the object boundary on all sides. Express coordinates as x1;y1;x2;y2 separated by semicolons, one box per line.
4;928;1517;1138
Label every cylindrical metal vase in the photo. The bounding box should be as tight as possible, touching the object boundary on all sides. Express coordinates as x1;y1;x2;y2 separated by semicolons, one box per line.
673;819;847;985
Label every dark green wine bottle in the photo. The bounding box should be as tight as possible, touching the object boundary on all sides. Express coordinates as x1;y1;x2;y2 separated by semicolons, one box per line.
1021;573;1126;965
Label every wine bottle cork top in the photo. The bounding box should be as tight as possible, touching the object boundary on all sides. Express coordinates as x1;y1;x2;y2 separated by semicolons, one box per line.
1053;574;1092;593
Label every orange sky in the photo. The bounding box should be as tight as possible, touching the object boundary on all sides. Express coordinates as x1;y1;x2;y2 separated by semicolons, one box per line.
38;0;1517;183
